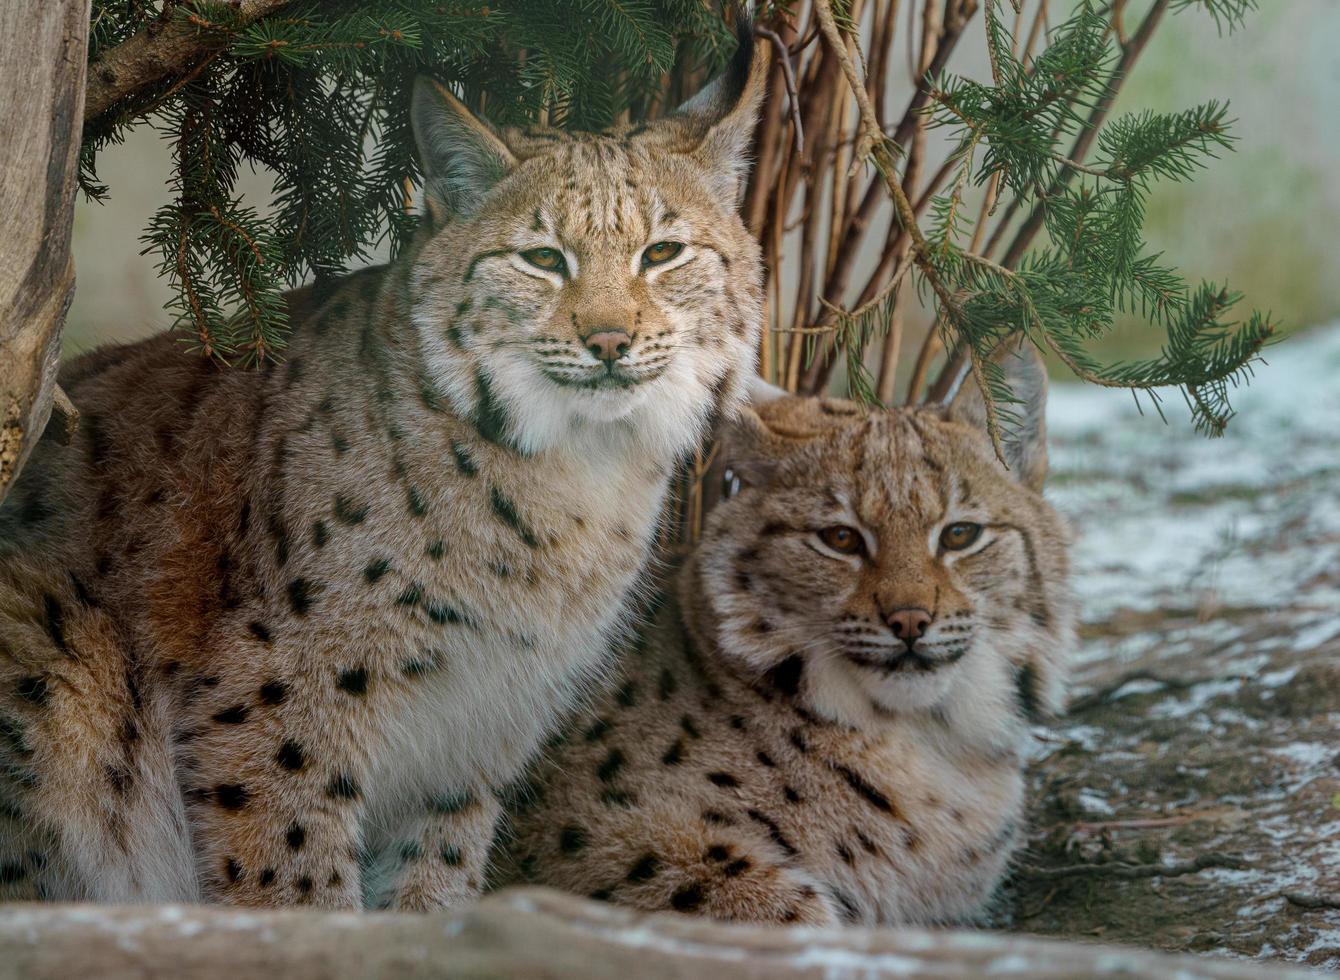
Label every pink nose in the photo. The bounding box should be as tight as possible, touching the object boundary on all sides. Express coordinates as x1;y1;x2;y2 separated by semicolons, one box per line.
583;330;632;363
886;608;932;641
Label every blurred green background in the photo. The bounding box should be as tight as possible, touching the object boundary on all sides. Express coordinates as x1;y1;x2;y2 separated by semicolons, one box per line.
1090;0;1340;356
65;2;1340;362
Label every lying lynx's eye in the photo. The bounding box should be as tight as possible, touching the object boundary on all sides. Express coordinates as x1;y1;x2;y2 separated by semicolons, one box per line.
817;525;864;556
940;522;983;551
520;247;567;274
642;241;684;267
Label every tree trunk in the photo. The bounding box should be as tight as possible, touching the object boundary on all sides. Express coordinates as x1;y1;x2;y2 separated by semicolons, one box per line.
0;0;90;504
0;888;1319;979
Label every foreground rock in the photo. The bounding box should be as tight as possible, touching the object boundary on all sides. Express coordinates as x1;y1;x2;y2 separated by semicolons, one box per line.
0;888;1323;979
1007;326;1340;970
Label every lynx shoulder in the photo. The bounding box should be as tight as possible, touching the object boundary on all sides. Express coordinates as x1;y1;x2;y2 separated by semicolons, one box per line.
0;30;767;909
501;344;1075;926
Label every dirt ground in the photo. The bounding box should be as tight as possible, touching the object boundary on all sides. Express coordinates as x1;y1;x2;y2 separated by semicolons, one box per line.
1000;327;1340;970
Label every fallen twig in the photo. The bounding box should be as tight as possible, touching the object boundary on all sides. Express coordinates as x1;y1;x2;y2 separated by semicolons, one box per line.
1283;892;1340;911
1065;670;1249;716
1069;815;1203;836
1015;883;1062;921
1017;852;1247;882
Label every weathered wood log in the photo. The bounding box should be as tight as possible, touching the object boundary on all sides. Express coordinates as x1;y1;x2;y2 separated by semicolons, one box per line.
0;0;90;504
0;887;1321;979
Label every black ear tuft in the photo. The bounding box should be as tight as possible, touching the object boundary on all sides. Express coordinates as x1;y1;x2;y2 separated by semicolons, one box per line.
673;9;768;200
676;7;756;118
718;7;759;116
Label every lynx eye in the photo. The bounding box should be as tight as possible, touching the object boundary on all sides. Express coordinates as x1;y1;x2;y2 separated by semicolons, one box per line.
940;522;983;551
642;241;684;267
817;525;864;556
520;247;566;274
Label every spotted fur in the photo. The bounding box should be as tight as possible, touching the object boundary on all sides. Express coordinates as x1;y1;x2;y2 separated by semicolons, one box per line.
0;31;767;908
500;344;1075;926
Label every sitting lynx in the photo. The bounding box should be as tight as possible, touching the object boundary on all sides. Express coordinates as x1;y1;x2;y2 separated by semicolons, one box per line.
501;345;1074;925
0;32;765;907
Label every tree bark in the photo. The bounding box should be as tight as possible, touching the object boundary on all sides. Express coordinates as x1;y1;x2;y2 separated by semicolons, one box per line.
0;887;1317;979
0;0;90;504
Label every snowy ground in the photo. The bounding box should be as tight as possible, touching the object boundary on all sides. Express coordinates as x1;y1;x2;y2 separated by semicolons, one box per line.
1004;326;1340;969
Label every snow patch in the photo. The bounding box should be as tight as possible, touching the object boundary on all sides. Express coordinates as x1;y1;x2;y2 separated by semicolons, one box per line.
1076;789;1116;816
1292;617;1340;652
1047;325;1340;629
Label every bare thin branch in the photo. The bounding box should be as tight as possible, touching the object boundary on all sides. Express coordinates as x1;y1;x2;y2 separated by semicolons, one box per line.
813;0;1008;460
1017;852;1248;882
756;26;806;157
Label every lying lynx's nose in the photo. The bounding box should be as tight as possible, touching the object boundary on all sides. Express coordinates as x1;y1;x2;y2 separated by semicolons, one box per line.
583;329;633;364
886;608;933;642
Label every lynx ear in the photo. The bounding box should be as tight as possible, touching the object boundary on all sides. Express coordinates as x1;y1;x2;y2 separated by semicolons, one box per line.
947;340;1050;491
700;403;780;514
717;404;778;480
411;77;518;225
745;374;790;406
675;18;770;201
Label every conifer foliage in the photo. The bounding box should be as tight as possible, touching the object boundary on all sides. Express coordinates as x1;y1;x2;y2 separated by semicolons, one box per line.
912;1;1273;437
80;0;1274;443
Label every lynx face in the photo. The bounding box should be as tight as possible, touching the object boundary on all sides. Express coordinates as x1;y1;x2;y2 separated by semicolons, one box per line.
408;46;765;459
698;347;1074;724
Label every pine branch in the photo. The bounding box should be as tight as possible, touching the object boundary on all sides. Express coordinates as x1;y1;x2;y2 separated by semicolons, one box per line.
1173;0;1258;34
814;0;1272;448
86;0;295;121
997;0;1171;269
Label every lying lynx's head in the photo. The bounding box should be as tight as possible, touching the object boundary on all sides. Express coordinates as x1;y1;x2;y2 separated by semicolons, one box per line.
406;28;766;460
691;345;1075;733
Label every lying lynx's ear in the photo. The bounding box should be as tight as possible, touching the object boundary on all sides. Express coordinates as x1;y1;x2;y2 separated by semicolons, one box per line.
718;404;777;477
703;404;781;512
745;374;790;406
411;77;518;225
712;392;835;489
947;340;1050;492
705;390;857;513
676;18;770;201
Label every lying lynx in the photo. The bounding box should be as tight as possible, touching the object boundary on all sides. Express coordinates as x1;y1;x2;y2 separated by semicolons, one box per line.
502;345;1074;925
0;32;765;908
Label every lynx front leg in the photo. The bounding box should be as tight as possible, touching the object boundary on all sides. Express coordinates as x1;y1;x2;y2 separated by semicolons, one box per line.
0;568;198;902
382;788;500;912
0;798;58;901
180;680;371;909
